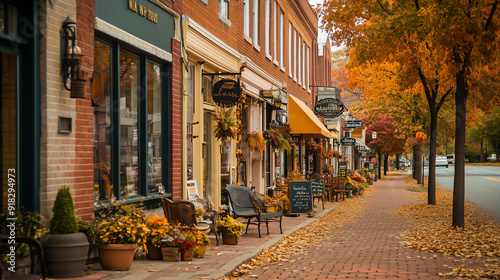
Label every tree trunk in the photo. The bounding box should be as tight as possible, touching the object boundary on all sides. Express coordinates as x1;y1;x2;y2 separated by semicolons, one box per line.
428;109;437;205
384;154;388;176
480;138;483;162
396;153;400;170
412;145;417;179
416;147;423;185
453;69;467;228
378;152;382;179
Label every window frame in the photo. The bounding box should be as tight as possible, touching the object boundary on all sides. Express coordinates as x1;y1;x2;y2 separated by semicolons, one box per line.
93;35;171;207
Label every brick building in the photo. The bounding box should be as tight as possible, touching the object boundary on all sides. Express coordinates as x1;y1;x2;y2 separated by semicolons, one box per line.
1;0;183;220
181;0;333;204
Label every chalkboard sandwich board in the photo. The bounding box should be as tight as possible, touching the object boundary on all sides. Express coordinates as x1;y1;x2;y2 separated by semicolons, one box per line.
310;178;324;197
288;181;313;214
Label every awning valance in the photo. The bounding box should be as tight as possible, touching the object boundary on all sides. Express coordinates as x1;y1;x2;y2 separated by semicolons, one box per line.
352;127;364;138
288;94;333;138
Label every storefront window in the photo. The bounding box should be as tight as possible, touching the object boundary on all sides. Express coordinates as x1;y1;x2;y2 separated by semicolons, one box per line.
93;39;169;203
147;62;162;193
119;51;140;197
186;64;194;180
93;41;112;201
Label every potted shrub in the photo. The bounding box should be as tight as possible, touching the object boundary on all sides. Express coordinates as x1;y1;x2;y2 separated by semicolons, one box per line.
215;215;244;245
42;187;90;278
145;216;169;260
194;231;210;258
94;204;149;270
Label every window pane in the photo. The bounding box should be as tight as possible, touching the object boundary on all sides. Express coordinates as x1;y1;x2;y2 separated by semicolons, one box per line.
186;65;194;180
119;51;139;198
147;61;162;194
93;41;112;201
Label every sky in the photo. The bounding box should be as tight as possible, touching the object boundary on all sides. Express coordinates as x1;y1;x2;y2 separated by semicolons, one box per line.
308;0;342;51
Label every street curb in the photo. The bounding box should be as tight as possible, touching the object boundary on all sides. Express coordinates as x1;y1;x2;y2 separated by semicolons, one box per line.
209;203;340;279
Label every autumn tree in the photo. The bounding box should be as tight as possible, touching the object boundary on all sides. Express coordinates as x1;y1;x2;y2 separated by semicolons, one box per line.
364;115;406;178
319;0;500;228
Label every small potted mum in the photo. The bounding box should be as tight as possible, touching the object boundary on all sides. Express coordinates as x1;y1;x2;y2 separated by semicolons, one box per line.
160;226;183;261
194;231;210;258
215;215;244;245
179;231;197;261
145;216;169;260
94;204;149;270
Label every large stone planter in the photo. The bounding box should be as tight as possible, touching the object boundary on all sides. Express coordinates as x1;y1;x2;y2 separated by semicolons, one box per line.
96;243;137;271
42;232;89;278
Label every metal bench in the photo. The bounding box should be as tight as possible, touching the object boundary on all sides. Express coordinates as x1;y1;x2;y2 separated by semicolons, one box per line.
225;184;283;238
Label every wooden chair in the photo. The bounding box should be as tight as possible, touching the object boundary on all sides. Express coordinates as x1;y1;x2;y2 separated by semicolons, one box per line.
225;184;283;238
160;198;219;245
0;237;47;280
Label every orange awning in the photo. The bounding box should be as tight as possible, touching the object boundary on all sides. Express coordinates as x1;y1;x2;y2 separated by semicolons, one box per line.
288;94;333;138
352;127;363;138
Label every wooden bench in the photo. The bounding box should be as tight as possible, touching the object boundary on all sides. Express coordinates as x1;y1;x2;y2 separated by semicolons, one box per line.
225;184;283;238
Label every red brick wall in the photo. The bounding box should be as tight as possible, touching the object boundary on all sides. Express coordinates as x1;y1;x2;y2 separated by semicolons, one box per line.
183;0;319;106
75;0;95;220
170;37;182;200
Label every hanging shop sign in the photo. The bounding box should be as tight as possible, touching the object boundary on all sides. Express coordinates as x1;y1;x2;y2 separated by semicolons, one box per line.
341;138;356;146
314;98;345;118
212;79;241;107
345;120;362;128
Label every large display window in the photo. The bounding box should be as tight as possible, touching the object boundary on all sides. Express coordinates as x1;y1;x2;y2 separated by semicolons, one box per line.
93;38;169;203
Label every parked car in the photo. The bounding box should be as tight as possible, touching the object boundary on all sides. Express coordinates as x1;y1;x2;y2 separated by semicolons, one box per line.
447;154;455;165
436;156;449;168
487;154;497;161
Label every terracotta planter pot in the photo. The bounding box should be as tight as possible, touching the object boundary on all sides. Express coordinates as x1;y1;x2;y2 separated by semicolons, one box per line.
96;243;137;271
194;245;207;258
181;248;195;261
161;247;181;261
221;227;238;245
146;240;162;260
353;191;359;196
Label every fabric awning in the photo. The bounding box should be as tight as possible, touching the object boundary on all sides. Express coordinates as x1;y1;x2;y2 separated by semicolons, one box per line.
352;127;363;138
288;94;333;138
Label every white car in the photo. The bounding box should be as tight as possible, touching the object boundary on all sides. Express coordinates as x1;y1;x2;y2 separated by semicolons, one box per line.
487;154;497;161
436;156;449;168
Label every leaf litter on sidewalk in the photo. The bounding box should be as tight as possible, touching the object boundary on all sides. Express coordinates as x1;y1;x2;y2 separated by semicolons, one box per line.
397;175;500;279
221;186;372;279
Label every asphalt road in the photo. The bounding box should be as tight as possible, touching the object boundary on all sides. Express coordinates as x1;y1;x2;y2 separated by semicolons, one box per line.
423;165;500;222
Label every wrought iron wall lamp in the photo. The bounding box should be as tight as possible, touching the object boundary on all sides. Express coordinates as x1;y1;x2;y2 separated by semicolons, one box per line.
62;16;86;98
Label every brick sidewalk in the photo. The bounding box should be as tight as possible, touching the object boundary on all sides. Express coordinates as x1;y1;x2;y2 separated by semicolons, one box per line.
235;174;489;279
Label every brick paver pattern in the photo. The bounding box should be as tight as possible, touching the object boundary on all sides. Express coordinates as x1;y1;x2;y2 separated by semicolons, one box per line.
240;174;486;280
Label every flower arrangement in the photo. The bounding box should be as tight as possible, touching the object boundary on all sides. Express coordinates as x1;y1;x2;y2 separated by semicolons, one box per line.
195;231;210;247
213;107;238;143
178;231;196;253
94;204;149;251
195;207;205;221
159;225;183;248
146;216;169;246
215;215;244;240
246;131;266;152
307;210;315;217
322;149;334;159
305;139;323;155
263;123;292;151
322;163;334;174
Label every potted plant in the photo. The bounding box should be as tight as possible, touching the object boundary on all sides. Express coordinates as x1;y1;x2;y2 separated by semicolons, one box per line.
213;107;238;143
246;131;266;152
179;231;197;261
159;226;183;261
1;209;46;279
263;124;292;152
145;216;169;260
94;204;149;270
194;231;210;258
215;215;244;245
42;186;90;278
